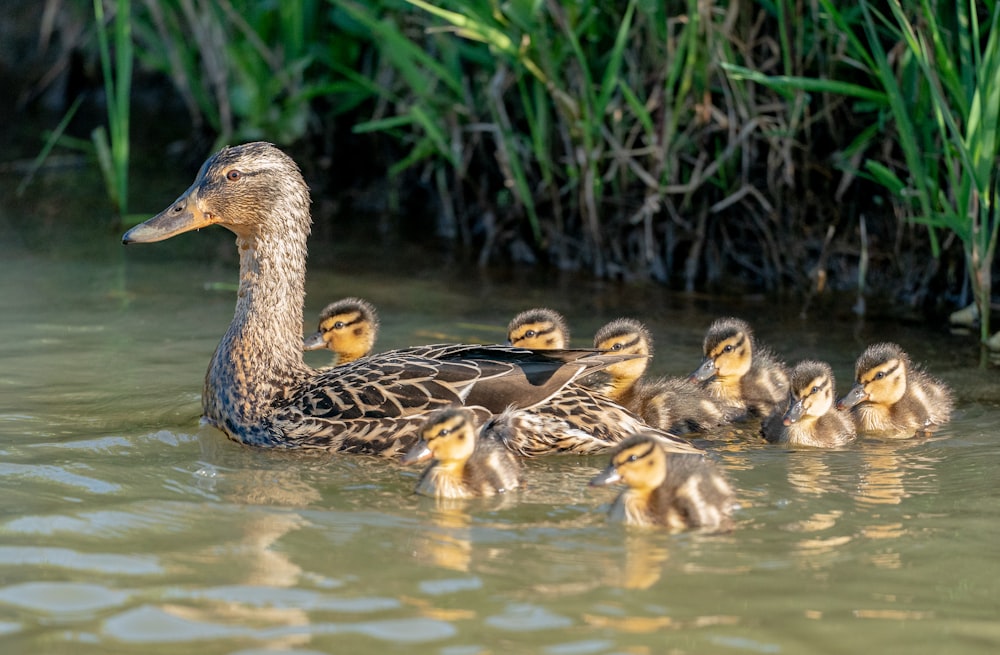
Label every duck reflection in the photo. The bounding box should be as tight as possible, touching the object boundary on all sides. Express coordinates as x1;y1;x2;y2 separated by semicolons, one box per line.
410;502;475;572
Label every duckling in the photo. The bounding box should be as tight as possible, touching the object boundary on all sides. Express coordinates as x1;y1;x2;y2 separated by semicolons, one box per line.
589;432;735;531
303;297;379;364
762;360;856;447
589;318;737;434
506;308;570;349
122;142;703;457
836;342;953;436
402;407;521;499
690;317;789;419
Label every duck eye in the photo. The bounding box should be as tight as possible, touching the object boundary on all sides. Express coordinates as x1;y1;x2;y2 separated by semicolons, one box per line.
612;343;623;351
525;330;536;338
226;169;242;181
333;321;345;329
811;385;820;394
875;371;885;380
439;428;450;437
723;345;734;353
628;454;639;462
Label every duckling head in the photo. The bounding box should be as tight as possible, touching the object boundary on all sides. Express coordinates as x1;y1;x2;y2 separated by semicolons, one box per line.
123;142;310;244
303;297;379;363
506;308;570;349
690;317;754;383
590;433;667;493
836;342;908;411
401;407;478;469
783;360;837;425
592;318;653;384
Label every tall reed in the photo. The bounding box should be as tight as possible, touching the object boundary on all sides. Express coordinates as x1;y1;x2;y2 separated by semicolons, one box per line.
93;0;133;219
727;0;999;357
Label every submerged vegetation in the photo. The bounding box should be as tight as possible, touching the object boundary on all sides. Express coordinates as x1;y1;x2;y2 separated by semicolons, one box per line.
10;0;999;352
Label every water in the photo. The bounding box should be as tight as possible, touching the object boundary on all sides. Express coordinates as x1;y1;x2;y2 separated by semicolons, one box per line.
1;172;999;654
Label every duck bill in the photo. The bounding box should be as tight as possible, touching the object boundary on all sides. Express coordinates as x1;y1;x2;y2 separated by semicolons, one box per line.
690;358;717;383
783;399;805;426
401;441;433;466
302;331;327;351
589;464;621;487
122;183;215;244
836;384;868;411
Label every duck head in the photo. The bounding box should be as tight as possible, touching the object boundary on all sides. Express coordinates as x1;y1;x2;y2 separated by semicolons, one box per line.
506;308;570;349
402;407;478;467
303;297;380;362
590;433;667;493
783;360;836;425
123;142;310;244
837;342;909;411
690;317;754;383
592;318;653;384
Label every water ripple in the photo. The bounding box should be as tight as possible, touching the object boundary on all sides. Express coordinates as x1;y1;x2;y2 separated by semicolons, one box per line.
0;546;162;575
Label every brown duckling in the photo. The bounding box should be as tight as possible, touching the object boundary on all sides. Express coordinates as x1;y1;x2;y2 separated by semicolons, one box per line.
762;360;856;447
506;308;571;349
303;297;379;364
589;432;735;531
402;407;521;499
836;342;954;436
590;318;737;434
690;317;789;419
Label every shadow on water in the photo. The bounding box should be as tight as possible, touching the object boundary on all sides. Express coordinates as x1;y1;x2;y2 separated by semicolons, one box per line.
1;160;999;653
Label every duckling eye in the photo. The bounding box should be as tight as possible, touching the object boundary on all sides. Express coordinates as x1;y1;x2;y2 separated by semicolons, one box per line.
611;343;624;351
875;371;885;380
722;345;733;353
333;321;346;329
627;454;639;462
226;169;242;181
811;385;820;394
438;428;450;437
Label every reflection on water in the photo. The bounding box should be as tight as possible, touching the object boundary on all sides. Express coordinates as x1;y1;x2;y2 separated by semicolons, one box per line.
2;198;1000;653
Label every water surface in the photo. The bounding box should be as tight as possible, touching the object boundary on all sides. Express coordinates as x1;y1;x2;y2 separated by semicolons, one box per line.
1;174;998;654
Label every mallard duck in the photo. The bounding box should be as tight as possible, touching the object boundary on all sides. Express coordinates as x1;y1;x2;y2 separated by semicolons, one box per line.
690;317;789;419
588;318;737;434
303;297;379;364
401;407;521;498
589;432;735;531
836;342;953;436
762;360;856;447
506;308;571;349
122;142;701;457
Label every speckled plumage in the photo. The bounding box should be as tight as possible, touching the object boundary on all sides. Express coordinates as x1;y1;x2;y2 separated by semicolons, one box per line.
123;143;702;458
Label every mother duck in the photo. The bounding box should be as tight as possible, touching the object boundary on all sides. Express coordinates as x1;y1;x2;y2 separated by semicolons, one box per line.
123;142;699;457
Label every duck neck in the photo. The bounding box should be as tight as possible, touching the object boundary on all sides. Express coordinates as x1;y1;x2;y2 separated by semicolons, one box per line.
203;222;312;431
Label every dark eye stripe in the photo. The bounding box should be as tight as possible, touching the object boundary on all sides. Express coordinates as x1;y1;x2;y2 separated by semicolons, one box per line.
617;440;655;465
865;361;898;384
713;334;745;358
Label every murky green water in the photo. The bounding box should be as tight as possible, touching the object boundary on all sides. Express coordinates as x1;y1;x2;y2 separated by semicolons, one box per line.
1;172;999;654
